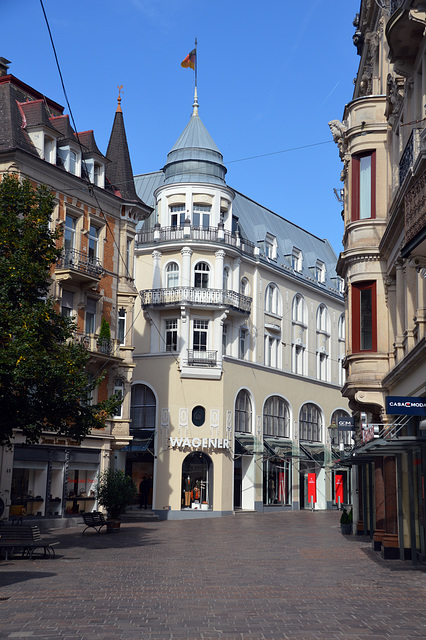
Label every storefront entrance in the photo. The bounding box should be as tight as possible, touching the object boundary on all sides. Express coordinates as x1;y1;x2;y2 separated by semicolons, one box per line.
181;452;212;510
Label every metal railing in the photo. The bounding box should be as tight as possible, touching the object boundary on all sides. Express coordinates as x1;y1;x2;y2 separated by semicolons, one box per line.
73;331;119;357
136;225;256;257
187;349;217;367
57;249;104;278
140;287;252;313
399;128;421;186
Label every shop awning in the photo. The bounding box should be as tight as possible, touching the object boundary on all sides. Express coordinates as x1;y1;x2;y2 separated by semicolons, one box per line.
124;432;154;453
299;443;325;465
235;434;256;456
264;438;292;460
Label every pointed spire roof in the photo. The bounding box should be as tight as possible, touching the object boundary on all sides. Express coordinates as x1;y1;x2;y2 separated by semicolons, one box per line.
163;88;227;186
105;91;139;202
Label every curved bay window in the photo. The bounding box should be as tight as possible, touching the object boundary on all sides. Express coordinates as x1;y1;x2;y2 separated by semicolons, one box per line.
235;389;252;433
299;403;322;442
181;452;212;510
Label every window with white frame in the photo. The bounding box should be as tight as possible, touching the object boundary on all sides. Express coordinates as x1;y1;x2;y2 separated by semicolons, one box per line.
235;389;252;433
64;214;77;255
193;204;211;228
315;260;326;283
291;294;307;375
265;283;281;316
263;396;290;438
264;335;279;368
170;205;185;227
166;262;179;288
264;233;277;260
69;150;77;175
193;319;208;352
85;298;97;334
165;319;178;352
316;304;330;381
194;262;209;289
88;224;100;262
113;378;124;418
239;327;249;360
118;308;126;345
126;238;132;276
44;136;55;163
299;403;322;442
292;248;303;272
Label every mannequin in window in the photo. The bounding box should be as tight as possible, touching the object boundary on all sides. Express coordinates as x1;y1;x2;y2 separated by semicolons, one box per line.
184;476;191;507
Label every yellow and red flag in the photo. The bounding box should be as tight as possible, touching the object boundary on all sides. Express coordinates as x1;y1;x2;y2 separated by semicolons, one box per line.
181;48;196;70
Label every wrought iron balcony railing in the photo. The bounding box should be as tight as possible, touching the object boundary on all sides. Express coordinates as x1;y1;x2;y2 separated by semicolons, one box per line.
74;331;119;357
140;287;252;313
136;225;256;257
399;128;421;186
187;349;217;367
57;249;104;279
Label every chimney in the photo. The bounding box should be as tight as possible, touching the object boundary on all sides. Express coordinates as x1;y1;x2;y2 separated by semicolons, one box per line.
0;57;11;77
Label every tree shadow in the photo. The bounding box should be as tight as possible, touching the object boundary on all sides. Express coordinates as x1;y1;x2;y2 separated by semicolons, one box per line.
0;571;57;589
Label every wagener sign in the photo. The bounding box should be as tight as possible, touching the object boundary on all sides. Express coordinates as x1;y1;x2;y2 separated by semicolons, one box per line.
386;397;426;416
170;437;230;450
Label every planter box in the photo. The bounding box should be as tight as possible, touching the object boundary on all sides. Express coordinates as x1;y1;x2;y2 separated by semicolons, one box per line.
341;523;352;535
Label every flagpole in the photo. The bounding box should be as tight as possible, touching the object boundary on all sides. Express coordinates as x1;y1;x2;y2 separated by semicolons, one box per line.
194;37;198;90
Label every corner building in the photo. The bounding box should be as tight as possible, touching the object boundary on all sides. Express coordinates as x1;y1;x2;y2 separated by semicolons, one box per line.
131;92;350;519
331;1;426;562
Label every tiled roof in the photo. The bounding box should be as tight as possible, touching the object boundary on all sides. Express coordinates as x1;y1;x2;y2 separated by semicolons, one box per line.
0;81;38;156
105;110;140;202
75;130;107;161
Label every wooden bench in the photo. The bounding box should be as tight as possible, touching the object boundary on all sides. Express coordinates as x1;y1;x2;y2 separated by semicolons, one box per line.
0;525;59;560
81;511;113;534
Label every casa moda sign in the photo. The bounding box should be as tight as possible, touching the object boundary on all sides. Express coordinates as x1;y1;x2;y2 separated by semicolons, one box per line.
386;397;426;416
170;437;230;450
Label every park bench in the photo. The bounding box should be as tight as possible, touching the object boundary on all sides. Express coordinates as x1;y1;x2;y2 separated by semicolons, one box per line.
0;525;59;560
81;511;113;534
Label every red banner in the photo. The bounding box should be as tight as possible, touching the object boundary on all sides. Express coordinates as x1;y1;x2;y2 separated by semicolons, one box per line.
278;472;285;503
335;474;344;504
307;473;316;503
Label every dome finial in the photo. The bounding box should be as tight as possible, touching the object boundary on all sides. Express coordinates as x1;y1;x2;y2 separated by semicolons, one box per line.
117;85;123;113
192;86;199;117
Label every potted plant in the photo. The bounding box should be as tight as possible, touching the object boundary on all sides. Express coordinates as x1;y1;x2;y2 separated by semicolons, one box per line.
97;318;111;354
340;507;352;535
95;469;137;532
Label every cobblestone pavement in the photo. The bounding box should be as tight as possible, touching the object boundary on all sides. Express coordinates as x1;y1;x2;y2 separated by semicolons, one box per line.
1;510;426;640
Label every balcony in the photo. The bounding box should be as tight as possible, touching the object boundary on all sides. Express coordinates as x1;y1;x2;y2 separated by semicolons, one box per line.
404;170;426;245
399;129;422;186
136;225;256;257
140;287;252;314
74;331;121;358
56;249;104;284
187;349;217;367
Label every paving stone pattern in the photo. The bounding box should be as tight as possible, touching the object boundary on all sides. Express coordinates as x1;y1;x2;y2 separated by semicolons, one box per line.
1;510;426;640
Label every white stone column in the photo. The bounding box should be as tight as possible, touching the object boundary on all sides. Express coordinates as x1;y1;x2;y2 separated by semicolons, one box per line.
214;250;225;289
152;250;162;289
181;246;192;288
180;307;190;364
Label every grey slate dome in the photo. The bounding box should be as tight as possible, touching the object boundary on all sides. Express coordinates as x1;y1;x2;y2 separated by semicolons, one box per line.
163;89;227;186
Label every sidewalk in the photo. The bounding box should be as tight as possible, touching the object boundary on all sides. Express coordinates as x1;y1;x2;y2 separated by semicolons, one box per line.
1;510;425;639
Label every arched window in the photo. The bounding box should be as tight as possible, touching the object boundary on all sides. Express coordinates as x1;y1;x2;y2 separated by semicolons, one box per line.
263;396;290;438
292;294;307;375
299;403;322;442
166;262;179;288
194;262;209;289
235;389;252;433
130;384;156;438
265;284;281;316
182;452;212;509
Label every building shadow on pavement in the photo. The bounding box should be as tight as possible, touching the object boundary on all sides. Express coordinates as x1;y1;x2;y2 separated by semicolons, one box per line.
0;571;57;589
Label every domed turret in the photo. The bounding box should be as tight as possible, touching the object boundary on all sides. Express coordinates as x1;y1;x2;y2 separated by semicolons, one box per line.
163;88;227;186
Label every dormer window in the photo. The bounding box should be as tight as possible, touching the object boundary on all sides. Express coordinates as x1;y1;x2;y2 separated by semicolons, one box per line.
315;260;326;283
43;136;56;164
82;159;105;187
264;233;277;260
292;248;303;272
69;150;77;174
57;145;80;176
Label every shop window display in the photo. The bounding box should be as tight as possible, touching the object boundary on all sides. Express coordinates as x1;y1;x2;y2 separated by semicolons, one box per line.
10;463;47;517
263;458;291;506
65;465;97;515
181;452;212;510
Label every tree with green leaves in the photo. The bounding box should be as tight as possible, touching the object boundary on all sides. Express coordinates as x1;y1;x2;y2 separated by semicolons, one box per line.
0;173;120;446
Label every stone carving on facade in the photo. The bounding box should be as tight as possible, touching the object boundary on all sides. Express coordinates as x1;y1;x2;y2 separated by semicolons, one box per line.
385;74;405;129
383;275;395;306
405;170;426;244
328;120;347;161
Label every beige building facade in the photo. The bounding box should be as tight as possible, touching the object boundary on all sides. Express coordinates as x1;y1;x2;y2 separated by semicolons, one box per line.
330;1;426;562
128;92;350;519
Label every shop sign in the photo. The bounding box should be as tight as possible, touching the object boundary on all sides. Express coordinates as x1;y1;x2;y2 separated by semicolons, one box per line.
307;473;316;503
386;396;426;416
362;424;380;444
337;416;355;431
169;437;230;450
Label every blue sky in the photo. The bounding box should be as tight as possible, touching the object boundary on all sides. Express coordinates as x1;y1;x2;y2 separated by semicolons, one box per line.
4;0;359;255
